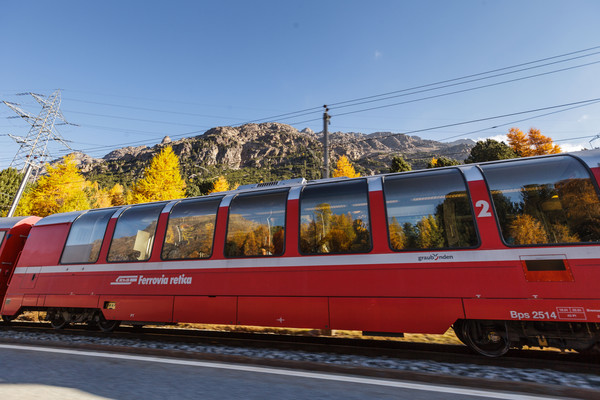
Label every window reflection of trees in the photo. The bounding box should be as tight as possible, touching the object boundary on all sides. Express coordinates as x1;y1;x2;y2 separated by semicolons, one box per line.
225;191;287;257
490;180;600;245
108;204;164;262
162;198;221;260
483;157;600;245
299;180;371;254
385;170;477;250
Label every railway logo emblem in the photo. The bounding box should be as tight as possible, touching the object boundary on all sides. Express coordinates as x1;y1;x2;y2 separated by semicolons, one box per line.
110;275;139;285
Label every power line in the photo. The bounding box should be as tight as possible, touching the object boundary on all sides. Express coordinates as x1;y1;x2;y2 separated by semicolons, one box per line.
328;46;600;108
324;97;600;147
242;45;600;125
328;60;600;120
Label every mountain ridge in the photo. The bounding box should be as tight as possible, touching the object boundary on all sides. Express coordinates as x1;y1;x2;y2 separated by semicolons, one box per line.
69;122;475;188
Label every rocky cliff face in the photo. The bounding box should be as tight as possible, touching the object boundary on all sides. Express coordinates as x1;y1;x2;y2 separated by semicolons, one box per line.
72;122;474;182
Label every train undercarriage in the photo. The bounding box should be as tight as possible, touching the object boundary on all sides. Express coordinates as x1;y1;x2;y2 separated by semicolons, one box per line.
453;319;600;356
3;307;600;357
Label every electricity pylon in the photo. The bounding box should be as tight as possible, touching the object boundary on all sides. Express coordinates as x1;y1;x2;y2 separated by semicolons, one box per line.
2;89;74;216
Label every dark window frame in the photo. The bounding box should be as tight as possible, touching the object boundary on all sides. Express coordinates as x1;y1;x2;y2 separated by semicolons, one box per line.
160;196;223;261
59;209;116;265
382;168;480;252
224;189;289;259
298;179;373;256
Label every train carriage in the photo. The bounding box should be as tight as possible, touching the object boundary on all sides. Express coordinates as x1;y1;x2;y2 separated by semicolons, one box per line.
2;150;600;356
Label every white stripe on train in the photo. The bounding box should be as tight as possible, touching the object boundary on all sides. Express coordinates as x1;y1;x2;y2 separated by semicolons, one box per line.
12;245;600;275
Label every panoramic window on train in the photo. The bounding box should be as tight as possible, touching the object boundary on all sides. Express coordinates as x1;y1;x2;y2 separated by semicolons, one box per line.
225;190;287;257
61;209;115;264
162;197;222;260
383;170;478;250
299;180;371;254
481;156;600;245
107;203;165;262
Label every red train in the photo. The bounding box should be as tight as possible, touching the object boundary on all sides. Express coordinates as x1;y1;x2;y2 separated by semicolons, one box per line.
2;150;600;356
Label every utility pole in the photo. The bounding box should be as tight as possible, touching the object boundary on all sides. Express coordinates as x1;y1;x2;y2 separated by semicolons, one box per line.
2;90;74;216
323;105;331;179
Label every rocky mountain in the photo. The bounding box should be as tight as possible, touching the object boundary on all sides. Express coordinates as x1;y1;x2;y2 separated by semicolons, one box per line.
71;122;475;189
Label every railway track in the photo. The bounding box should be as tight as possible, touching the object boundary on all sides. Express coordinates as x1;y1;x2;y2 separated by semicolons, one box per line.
2;321;599;375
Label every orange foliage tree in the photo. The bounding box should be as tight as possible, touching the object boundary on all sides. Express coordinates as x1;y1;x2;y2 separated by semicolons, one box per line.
507;128;561;157
508;214;548;245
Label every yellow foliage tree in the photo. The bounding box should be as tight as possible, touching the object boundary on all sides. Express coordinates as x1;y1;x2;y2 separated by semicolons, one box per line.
130;147;186;204
332;155;360;178
509;214;548;244
388;217;406;250
16;154;91;217
507;128;561;157
209;176;230;193
87;181;112;209
108;183;127;206
417;214;444;248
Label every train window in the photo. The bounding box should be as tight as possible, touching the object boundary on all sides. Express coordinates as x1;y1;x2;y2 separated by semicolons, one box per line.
383;170;478;250
60;209;114;264
225;190;287;257
299;180;372;254
162;197;222;260
0;231;5;248
481;156;600;245
107;203;165;262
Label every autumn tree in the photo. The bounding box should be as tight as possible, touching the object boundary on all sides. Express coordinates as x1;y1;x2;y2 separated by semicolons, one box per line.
508;214;548;245
87;181;112;209
130;147;186;204
507;128;561;157
416;214;444;248
427;156;461;169
108;183;127;206
465;139;517;163
390;155;412;173
209;176;230;194
389;217;406;249
332;155;360;178
16;155;91;217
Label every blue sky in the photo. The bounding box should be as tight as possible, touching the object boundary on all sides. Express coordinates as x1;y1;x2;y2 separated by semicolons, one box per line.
1;0;600;169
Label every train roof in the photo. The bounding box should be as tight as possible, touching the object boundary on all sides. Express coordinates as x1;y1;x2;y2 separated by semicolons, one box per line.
0;216;38;230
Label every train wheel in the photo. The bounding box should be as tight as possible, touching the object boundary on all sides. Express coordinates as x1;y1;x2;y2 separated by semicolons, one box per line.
98;318;120;333
452;320;467;344
461;320;510;357
1;315;15;324
49;315;69;330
